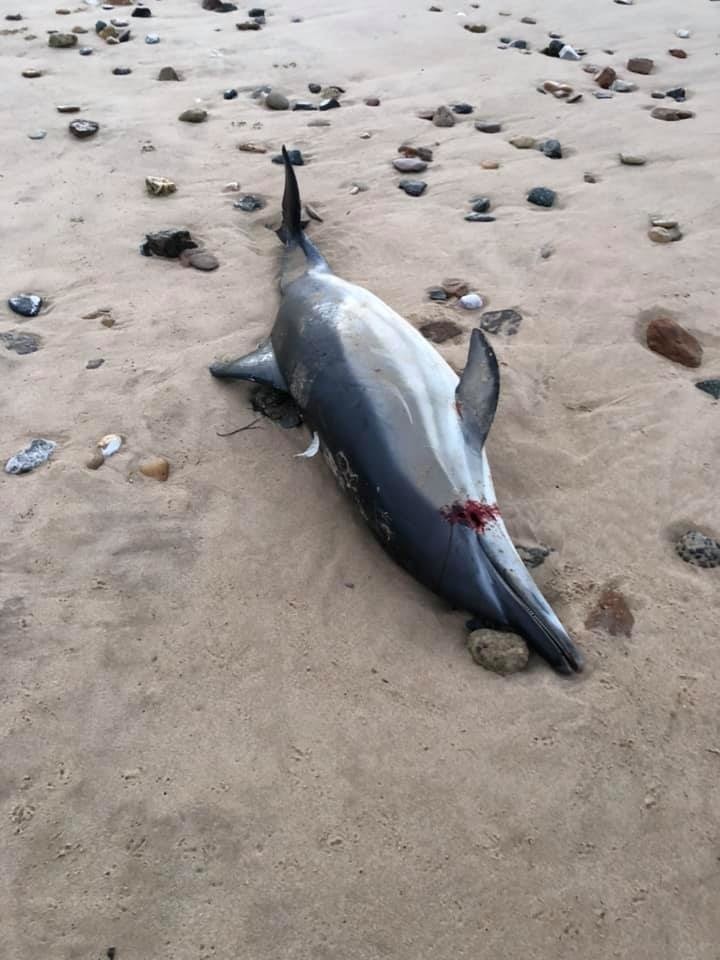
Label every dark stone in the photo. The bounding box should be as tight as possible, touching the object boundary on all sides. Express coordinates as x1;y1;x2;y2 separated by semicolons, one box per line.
542;39;564;56
158;66;180;80
452;102;474;114
308;82;321;93
527;186;556;207
0;330;41;354
223;88;238;99
521;16;537;24
107;950;116;960
475;121;501;133
428;288;448;302
95;19;107;33
8;294;42;317
292;100;316;111
203;0;237;8
675;530;720;569
272;149;303;165
248;6;264;14
464;23;487;33
542;138;562;158
319;97;340;111
86;358;105;369
233;194;265;211
251;384;302;428
627;57;654;74
419;320;463;343
236;20;261;29
132;5;152;16
480;308;522;335
666;87;686;101
510;39;527;48
365;97;380;106
585;589;634;637
5;13;23;20
651;106;694;121
646;316;702;367
464;213;496;222
141;229;198;258
470;196;490;213
398;179;427;197
79;46;93;55
696;379;720;400
516;544;552;568
69;119;99;138
113;66;132;75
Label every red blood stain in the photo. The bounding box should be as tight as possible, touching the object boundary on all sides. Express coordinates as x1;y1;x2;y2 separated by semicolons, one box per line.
441;499;500;533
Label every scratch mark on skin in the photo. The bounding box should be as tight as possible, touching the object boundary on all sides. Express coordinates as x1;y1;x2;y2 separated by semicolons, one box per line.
441;499;500;533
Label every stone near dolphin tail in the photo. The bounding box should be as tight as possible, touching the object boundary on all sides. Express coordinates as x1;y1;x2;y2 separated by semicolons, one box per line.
209;146;583;674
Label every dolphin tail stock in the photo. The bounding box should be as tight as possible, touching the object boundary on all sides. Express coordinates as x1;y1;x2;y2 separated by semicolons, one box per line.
276;145;328;272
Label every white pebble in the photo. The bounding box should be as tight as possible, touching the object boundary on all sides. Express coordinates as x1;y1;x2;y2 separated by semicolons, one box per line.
676;28;690;38
99;434;122;457
459;293;484;310
559;44;581;60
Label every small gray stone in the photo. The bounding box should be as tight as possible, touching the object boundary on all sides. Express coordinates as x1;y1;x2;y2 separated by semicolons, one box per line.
145;32;160;43
158;66;180;80
0;330;41;354
86;358;105;369
470;196;490;213
233;194;265;211
79;46;93;55
187;251;219;271
620;153;646;166
468;629;529;674
398;179;427;197
28;130;47;140
475;120;501;133
480;308;522;335
527;187;556;207
432;105;455;127
517;544;552;568
265;90;289;110
178;108;207;123
541;138;562;158
393;157;427;173
612;79;637;93
69;118;99;138
452;102;474;114
675;530;720;569
5;438;56;475
695;379;720;401
464;213;496;222
48;32;77;47
8;294;42;317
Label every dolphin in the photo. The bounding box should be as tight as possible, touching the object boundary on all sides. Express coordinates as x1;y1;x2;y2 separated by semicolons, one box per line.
210;147;583;674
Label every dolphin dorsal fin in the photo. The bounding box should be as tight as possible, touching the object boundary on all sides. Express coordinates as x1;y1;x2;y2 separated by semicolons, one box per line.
455;329;500;452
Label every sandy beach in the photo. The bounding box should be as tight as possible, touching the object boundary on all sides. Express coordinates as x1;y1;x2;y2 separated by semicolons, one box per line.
2;0;720;956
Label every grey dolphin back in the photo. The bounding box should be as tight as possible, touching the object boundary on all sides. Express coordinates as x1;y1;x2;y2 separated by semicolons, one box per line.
455;329;500;453
209;338;288;391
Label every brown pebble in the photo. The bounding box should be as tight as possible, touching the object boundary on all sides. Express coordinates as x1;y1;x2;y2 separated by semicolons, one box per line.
442;278;470;298
22;68;43;78
651;106;694;121
237;142;267;153
480;160;499;169
646;316;702;367
627;57;654;75
364;97;380;106
419;320;463;343
86;451;105;470
139;456;170;481
585;589;634;637
101;315;115;328
594;66;616;89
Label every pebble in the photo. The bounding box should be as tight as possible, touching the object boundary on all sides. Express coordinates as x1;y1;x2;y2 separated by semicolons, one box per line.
113;66;132;75
648;225;682;243
480;160;499;170
651;91;666;99
237;142;266;154
5;439;56;475
620;153;646;165
517;544;552;568
22;69;43;78
651;106;693;121
695;379;720;400
452;102;474;114
69;119;99;138
86;451;105;470
559;44;581;60
141;229;197;258
0;330;41;354
145;33;160;43
432;105;455;127
265;91;289;110
393;157;427;173
475;121;501;133
627;57;654;74
398;179;427;197
132;5;152;16
399;145;433;161
86;357;105;369
520;16;537;24
464;213;495;222
464;23;487;33
233;194;265;211
666;87;686;102
319;98;340;111
527;187;556;208
5;13;22;20
540;242;555;258
585;589;634;637
79;46;93;55
290;100;314;111
584;172;598;183
542;80;573;98
419;320;462;342
675;531;720;569
510;135;536;149
428;288;448;302
668;48;687;59
236;19;261;28
145;176;176;196
178;108;208;123
468;629;528;674
417;109;435;121
99;434;122;458
480;308;522;335
612;79;637;93
364;97;380;106
470;196;490;213
594;66;616;89
139;456;170;481
307;83;322;94
28;129;47;140
272;149;303;165
8;294;42;317
158;66;180;80
56;105;79;117
646;315;701;366
185;251;219;271
594;90;614;99
224;88;238;100
541;139;562;159
442;278;469;298
48;32;77;47
509;39;528;49
459;293;484;310
676;28;690;38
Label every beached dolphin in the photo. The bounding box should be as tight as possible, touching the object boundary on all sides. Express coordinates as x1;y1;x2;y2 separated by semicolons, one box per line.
210;147;583;674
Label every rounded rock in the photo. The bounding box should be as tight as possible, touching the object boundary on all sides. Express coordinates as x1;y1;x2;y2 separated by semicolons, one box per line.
265;90;289;110
675;530;720;569
468;629;529;674
527;186;556;207
139;456;170;481
178;108;207;123
69;119;99;138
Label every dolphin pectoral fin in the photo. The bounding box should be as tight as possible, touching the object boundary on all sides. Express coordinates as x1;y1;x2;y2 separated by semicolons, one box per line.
295;431;320;459
209;338;288;392
455;329;500;453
